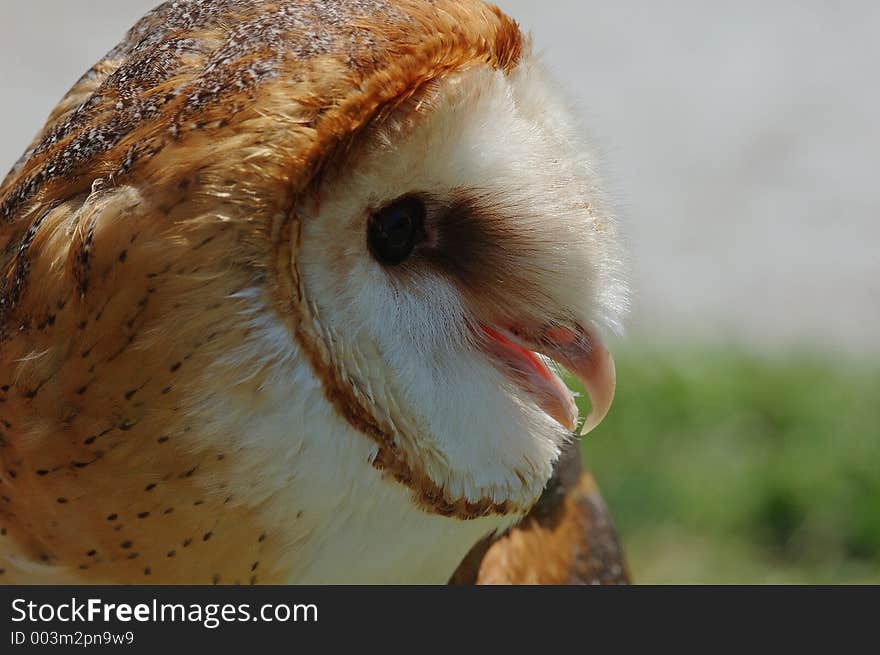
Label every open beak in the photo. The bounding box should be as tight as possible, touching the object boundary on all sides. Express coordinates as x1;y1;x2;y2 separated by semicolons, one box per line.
479;323;616;435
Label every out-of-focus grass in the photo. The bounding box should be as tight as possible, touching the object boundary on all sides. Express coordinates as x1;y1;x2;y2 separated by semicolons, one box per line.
571;347;880;584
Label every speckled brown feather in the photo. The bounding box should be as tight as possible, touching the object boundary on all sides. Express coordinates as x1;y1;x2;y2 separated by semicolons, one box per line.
0;0;522;550
0;0;525;583
450;444;630;585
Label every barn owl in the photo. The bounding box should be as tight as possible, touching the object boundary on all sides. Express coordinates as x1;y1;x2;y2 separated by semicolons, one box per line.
0;0;629;584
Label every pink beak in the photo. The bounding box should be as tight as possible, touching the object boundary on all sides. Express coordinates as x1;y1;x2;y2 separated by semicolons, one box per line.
479;323;617;435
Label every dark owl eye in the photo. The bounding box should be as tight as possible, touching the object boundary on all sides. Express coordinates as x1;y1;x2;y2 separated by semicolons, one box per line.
367;195;426;265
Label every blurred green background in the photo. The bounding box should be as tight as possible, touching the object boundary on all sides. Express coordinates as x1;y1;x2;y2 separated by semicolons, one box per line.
572;349;880;584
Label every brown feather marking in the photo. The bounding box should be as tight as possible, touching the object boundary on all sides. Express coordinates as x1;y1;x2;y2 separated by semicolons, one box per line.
450;445;631;585
1;0;531;583
0;183;290;583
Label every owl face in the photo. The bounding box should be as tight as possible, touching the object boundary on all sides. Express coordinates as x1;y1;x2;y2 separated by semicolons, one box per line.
294;63;628;514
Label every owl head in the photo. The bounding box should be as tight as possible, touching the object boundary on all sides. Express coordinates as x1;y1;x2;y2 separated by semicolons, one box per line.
294;62;629;516
0;0;629;549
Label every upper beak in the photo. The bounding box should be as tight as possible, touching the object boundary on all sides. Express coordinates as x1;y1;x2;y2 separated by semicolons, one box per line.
479;323;617;435
546;325;617;435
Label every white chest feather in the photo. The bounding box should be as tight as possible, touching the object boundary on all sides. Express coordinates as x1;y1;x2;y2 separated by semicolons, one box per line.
189;319;512;584
266;399;508;585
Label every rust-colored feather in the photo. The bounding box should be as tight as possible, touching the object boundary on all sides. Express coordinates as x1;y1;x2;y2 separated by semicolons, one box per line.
450;444;630;585
0;0;529;584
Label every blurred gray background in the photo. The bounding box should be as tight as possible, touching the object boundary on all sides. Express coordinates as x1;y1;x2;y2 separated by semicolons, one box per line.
2;1;878;354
